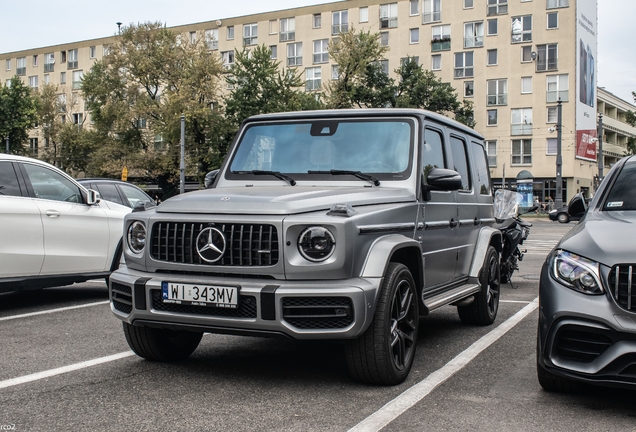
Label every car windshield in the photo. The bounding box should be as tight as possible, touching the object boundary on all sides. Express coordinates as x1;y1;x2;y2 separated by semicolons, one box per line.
228;119;414;180
603;160;636;211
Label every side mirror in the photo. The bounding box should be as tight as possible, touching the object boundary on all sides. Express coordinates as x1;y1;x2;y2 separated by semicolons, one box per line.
426;168;463;191
86;189;100;205
568;193;587;218
204;169;219;189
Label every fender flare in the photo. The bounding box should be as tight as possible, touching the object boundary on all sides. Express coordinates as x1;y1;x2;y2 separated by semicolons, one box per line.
360;234;423;282
468;226;502;278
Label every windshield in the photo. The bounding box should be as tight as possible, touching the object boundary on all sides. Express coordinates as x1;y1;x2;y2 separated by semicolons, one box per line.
493;189;523;219
227;119;414;181
603;160;636;211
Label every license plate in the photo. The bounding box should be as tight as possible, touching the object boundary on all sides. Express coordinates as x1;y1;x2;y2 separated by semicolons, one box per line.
161;282;239;308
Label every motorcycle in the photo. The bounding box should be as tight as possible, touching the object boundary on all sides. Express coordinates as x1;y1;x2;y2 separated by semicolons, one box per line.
494;190;538;285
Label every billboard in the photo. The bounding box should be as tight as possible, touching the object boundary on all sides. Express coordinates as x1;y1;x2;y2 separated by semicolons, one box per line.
575;0;598;161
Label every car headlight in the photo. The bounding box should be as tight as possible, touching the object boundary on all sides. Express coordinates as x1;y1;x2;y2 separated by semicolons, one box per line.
298;226;336;262
551;249;603;295
127;221;147;254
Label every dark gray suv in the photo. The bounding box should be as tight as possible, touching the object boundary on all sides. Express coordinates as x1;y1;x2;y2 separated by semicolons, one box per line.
109;109;502;385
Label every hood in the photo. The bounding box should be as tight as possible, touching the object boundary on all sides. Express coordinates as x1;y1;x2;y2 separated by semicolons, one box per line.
559;210;636;266
156;186;416;215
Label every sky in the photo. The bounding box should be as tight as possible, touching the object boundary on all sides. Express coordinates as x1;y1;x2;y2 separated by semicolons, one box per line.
0;0;634;104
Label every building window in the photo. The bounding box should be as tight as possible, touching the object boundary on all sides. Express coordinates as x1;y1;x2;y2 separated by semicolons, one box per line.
73;113;83;125
454;52;474;78
332;10;349;35
189;31;197;44
401;57;419;66
432;54;442;70
227;26;234;40
536;43;558;71
103;45;111;56
5;59;10;71
61;51;67;63
547;74;568;102
313;39;329;64
270;45;278;59
89;46;96;58
487;49;498;65
547;12;558;29
359;7;368;23
44;53;55;72
379;60;389;74
29;138;38;156
511;16;532;43
380;31;389;46
313;13;322;28
547;106;558;123
68;49;78;69
287;42;302;67
380;3;398;29
512;139;532;165
432;24;451;51
28;75;38;90
17;57;26;76
60;72;66;84
332;65;340;80
464;81;474;97
487;79;507;105
486;140;497;166
306;67;322;91
547;0;568;9
72;70;83;90
464;0;474;9
44;74;50;84
464;21;484;48
410;28;420;44
423;0;442;24
33;55;38;67
136;118;147;129
511;108;533;135
487;0;508;16
206;29;219;50
243;23;258;46
521;76;532;94
487;19;498;35
280;18;295;42
487;109;498;126
546;138;557;155
221;51;235;70
521;46;533;63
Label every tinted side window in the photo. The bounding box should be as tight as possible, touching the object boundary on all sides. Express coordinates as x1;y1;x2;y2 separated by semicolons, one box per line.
450;136;471;191
471;141;491;195
23;163;83;203
0;161;23;197
603;162;636;211
422;128;446;178
95;183;126;206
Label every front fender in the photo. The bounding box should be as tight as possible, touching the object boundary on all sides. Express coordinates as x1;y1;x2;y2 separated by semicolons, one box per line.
468;226;502;278
360;235;422;280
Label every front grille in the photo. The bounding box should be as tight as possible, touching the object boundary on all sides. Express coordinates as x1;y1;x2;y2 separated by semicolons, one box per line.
151;290;257;318
282;297;354;330
554;328;613;363
151;222;279;267
111;282;133;314
608;265;636;312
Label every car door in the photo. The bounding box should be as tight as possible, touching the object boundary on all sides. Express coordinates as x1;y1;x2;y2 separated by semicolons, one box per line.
19;162;112;275
0;161;45;278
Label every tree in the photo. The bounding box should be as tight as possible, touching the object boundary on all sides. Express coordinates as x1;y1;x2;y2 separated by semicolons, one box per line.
626;91;636;155
0;76;39;155
81;22;224;193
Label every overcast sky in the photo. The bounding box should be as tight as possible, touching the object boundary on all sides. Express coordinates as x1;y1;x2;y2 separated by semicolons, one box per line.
0;0;634;104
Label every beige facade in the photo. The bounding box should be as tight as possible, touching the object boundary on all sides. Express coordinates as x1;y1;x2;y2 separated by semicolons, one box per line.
2;0;631;201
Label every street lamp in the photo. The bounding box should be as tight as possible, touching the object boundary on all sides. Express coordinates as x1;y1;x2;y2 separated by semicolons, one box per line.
555;100;563;208
116;22;123;35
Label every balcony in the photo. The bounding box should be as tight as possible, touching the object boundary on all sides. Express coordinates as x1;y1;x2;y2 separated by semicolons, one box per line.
547;90;568;103
431;38;451;52
422;11;441;24
16;67;26;76
331;23;348;35
68;61;78;69
487;94;507;106
488;155;497;167
511;124;533;136
279;31;295;42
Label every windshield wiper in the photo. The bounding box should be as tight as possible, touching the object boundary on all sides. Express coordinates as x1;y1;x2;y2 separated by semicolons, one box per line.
235;170;296;186
307;170;380;186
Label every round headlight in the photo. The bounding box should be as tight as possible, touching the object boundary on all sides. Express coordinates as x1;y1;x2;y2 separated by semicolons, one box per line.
298;226;336;262
127;221;147;254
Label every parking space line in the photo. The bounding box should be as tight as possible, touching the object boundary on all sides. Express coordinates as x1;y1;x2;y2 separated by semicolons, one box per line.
0;351;135;390
0;301;110;322
348;298;539;432
500;300;532;304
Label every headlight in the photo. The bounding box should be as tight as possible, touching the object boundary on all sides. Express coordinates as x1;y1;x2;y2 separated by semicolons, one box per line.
298;226;336;262
127;221;147;254
551;250;603;295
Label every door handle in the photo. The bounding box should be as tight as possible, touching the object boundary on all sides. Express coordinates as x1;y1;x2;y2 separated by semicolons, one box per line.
449;218;458;228
45;210;60;218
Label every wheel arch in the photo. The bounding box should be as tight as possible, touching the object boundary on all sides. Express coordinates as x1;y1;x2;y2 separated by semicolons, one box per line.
468;226;502;279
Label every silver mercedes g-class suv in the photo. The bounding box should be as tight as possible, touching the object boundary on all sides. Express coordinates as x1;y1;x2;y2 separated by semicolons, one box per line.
110;109;501;385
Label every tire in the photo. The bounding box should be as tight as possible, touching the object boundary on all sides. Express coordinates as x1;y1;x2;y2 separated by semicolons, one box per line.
123;322;203;362
458;246;500;325
345;262;419;385
557;213;569;224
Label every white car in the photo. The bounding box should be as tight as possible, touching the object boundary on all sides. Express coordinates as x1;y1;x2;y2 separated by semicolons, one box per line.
0;154;130;293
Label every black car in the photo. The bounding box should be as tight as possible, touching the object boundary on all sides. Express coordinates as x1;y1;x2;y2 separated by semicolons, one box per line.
537;155;636;391
77;178;155;209
548;194;587;223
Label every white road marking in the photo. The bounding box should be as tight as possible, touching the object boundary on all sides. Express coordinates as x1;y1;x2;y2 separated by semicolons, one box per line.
0;351;135;390
348;298;539;432
0;301;110;322
500;300;532;304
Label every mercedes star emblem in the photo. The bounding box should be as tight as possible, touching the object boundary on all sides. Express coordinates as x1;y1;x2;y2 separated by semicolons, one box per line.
196;227;226;263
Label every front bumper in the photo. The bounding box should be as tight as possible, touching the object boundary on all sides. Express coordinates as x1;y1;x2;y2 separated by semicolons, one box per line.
108;265;382;340
538;260;636;388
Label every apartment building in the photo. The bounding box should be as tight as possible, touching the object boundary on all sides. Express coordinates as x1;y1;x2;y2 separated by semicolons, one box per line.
2;0;627;203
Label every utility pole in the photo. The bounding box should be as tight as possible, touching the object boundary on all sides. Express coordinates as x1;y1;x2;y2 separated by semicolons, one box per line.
555;100;563;209
5;136;8;154
180;114;185;195
597;112;604;183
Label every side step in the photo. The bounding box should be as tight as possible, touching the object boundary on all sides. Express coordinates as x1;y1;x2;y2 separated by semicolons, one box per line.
422;283;481;314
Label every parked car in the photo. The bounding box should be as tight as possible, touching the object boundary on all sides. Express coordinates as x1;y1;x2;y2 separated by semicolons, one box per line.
548;194;587;223
537;154;636;391
77;178;155;209
0;155;130;293
109;108;502;385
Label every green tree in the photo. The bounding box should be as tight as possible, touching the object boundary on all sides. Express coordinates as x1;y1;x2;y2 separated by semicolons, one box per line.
0;76;39;155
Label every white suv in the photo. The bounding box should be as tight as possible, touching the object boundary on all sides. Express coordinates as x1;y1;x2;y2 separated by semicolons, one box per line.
0;154;129;293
